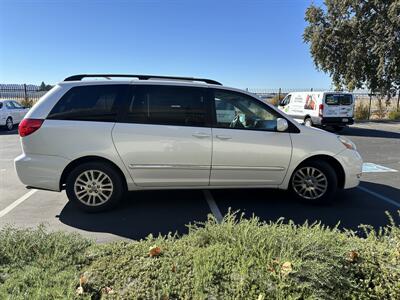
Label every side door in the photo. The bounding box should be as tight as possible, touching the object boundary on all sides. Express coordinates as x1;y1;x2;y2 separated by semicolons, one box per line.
210;89;292;186
112;85;212;187
11;101;25;122
5;101;19;122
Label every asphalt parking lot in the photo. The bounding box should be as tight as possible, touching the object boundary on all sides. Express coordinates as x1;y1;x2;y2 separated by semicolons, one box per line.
0;122;399;243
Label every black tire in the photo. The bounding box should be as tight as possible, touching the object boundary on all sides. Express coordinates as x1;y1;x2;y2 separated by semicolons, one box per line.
6;117;13;131
332;125;345;132
289;160;337;205
304;117;313;127
66;162;125;212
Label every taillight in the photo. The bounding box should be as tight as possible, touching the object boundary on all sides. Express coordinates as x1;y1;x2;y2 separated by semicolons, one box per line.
18;119;44;137
319;104;324;117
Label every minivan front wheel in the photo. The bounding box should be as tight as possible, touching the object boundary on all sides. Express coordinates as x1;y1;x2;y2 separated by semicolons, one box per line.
289;161;337;204
66;162;124;212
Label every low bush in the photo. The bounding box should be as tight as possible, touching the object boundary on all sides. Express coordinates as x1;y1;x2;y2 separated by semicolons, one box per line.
19;98;35;108
0;213;399;299
0;225;92;299
267;94;285;107
354;102;370;120
388;110;400;120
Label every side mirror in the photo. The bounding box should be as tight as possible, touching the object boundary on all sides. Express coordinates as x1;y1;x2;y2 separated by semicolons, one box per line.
276;118;289;132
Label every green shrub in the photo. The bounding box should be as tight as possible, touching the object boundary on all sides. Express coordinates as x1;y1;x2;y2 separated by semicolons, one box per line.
82;212;400;300
388;110;400;120
0;225;92;300
19;98;35;108
354;101;370;120
267;94;285;107
0;213;399;299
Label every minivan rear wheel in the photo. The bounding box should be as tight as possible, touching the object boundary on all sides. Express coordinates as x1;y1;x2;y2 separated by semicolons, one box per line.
6;117;13;131
289;160;337;204
66;162;124;212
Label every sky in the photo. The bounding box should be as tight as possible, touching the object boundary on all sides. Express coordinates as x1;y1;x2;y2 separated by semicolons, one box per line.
0;0;331;89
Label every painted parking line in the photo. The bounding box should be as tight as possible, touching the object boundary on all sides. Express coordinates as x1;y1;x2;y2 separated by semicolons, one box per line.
203;190;223;223
0;189;38;218
362;163;398;173
357;186;400;209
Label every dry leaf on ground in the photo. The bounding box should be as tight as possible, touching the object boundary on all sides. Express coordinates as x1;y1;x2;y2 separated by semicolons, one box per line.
149;245;162;257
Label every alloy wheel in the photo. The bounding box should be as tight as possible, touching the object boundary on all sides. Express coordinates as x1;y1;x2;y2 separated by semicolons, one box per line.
6;118;13;130
292;167;328;200
74;170;114;206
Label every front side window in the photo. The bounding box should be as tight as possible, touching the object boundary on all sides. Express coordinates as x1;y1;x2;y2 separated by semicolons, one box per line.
47;85;129;121
213;89;280;131
12;101;23;108
279;95;291;106
124;85;207;127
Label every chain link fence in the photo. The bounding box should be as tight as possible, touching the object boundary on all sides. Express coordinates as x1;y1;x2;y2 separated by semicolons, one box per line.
0;84;399;121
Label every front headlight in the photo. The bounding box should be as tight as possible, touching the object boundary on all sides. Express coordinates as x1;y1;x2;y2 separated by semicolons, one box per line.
338;136;356;150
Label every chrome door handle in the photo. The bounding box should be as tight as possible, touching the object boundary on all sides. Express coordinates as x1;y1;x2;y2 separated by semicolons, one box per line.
216;135;232;140
192;132;210;138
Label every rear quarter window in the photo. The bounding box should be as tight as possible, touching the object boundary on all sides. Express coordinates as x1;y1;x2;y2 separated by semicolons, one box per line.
47;85;129;122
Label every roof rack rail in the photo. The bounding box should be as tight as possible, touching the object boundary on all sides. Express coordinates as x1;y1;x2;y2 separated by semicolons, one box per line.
63;74;222;85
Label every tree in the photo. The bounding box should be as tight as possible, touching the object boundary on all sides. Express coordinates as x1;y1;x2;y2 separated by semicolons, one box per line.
303;0;400;101
39;81;53;91
39;81;46;91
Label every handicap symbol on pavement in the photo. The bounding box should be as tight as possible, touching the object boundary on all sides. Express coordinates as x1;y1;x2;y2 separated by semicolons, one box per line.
362;163;398;173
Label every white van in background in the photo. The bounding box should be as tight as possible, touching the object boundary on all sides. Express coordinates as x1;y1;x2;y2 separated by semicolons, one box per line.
278;92;354;131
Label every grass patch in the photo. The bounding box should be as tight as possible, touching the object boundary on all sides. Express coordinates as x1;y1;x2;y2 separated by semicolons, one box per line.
1;213;399;299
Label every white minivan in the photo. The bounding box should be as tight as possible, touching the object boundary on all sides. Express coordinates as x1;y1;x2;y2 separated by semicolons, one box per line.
278;92;355;131
14;75;362;212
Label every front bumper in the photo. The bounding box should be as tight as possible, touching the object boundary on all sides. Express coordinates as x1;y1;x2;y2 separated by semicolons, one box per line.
334;149;363;189
14;153;71;191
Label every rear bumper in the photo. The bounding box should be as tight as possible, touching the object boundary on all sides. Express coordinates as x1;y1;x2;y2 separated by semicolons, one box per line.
334;149;363;189
312;117;354;126
14;153;70;191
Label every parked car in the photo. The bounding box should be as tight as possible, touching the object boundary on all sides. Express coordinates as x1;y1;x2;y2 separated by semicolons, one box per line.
0;100;29;130
14;74;363;212
278;91;355;131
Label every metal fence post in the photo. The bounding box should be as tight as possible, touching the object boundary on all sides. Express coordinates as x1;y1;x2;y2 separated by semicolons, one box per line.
397;91;400;112
368;93;372;120
23;84;28;101
278;88;281;100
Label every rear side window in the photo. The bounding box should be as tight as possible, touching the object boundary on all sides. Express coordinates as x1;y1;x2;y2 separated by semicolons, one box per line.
325;94;353;105
124;85;207;127
0;102;3;109
47;85;129;122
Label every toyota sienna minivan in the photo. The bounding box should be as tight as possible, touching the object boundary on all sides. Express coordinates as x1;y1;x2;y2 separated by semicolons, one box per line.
15;74;363;212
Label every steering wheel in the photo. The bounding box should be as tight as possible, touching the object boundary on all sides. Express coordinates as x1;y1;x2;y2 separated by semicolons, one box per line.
229;115;245;128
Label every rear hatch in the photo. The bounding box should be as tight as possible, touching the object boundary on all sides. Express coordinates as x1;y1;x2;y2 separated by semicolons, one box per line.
323;93;354;118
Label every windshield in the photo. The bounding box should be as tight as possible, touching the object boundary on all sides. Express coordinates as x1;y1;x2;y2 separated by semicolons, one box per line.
325;94;353;105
